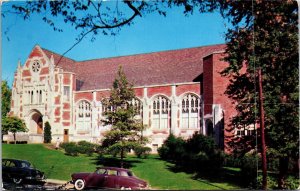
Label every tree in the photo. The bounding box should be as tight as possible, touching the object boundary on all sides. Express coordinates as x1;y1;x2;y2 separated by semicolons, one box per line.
101;66;146;167
44;121;52;143
2;116;28;144
219;1;298;189
2;80;11;118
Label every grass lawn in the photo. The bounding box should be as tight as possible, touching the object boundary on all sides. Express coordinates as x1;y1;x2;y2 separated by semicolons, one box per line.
2;144;242;190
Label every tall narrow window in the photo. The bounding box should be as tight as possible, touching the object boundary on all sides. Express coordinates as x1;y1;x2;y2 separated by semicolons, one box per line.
181;94;200;128
76;100;92;133
31;91;33;104
129;98;143;119
39;90;42;104
152;96;171;129
63;86;70;101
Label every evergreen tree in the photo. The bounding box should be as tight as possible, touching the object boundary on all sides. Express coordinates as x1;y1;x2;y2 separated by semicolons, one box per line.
44;121;52;143
102;66;146;167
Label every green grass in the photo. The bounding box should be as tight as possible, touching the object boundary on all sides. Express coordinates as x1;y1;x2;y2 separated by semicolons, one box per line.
3;144;242;190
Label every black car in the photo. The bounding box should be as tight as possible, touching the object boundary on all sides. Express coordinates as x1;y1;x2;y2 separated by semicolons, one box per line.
2;159;45;184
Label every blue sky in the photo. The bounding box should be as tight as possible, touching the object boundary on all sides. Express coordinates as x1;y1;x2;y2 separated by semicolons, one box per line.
2;1;228;87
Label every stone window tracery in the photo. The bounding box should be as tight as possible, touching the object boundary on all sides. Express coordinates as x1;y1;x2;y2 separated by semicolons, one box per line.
32;60;41;73
129;98;143;118
76;100;92;132
181;94;200;128
152;95;171;129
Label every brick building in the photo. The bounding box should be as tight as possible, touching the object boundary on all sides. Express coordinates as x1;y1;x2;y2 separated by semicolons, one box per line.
10;44;249;153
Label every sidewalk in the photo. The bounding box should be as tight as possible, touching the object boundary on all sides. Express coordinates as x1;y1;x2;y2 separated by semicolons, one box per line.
44;179;74;189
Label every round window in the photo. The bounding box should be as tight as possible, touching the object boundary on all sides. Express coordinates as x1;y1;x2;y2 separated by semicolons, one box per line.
32;60;41;73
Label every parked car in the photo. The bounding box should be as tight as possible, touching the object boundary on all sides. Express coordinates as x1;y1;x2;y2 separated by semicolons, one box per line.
2;158;45;184
71;167;149;190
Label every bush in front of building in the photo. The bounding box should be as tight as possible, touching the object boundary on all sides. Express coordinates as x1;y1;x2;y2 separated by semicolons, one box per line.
158;132;225;172
77;141;96;156
60;141;98;156
60;142;79;156
158;134;186;162
43;122;52;143
133;146;152;158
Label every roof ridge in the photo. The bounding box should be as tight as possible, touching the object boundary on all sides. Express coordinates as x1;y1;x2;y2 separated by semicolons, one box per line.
40;47;75;62
76;43;225;63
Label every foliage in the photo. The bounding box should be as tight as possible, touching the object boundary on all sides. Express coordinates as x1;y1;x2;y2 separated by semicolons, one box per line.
60;142;79;156
2;116;27;144
43;121;52;143
218;1;299;188
158;134;186;162
240;154;259;188
77;141;96;156
158;133;225;172
101;66;147;167
133;146;152;158
1;80;11;118
60;141;98;156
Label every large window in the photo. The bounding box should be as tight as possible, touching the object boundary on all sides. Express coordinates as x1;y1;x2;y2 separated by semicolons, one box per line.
152;95;171;129
181;94;200;128
76;100;92;132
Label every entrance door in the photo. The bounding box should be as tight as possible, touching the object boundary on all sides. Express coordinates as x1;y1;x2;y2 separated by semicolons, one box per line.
63;129;69;142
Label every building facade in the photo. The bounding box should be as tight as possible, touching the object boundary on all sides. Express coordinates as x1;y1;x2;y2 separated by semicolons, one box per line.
10;44;246;153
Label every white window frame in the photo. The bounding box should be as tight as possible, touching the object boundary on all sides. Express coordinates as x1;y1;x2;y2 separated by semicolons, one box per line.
152;95;171;129
181;93;200;129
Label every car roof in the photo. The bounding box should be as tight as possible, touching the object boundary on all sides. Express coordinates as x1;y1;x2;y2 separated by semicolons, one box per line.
3;158;30;163
96;167;131;172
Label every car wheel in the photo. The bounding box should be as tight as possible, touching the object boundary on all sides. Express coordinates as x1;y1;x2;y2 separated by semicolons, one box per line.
12;178;22;184
74;179;85;190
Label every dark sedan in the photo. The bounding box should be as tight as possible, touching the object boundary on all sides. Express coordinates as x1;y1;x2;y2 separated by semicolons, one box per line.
71;167;149;190
2;158;45;184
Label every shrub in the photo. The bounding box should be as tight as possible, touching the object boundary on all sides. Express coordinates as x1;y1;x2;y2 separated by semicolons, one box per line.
43;122;52;143
77;141;96;156
223;154;242;168
158;134;186;161
63;142;79;156
134;146;152;158
240;154;260;188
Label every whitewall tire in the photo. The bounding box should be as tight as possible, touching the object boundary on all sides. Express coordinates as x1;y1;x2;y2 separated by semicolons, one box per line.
74;179;85;190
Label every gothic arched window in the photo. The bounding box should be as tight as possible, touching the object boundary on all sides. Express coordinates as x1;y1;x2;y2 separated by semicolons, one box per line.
152;95;171;129
181;94;200;128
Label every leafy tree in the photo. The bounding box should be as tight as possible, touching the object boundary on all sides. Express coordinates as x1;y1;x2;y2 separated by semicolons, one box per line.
44;121;52;143
1;80;11;118
2;116;28;144
102;66;146;167
219;1;298;189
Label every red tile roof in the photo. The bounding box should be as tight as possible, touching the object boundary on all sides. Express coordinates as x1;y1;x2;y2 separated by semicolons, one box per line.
42;44;225;91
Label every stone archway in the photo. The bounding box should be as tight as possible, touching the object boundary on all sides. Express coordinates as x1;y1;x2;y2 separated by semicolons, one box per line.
29;110;43;134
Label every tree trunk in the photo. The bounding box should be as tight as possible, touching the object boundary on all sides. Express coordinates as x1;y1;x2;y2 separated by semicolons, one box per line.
120;149;124;168
277;157;289;189
258;68;267;190
13;132;16;144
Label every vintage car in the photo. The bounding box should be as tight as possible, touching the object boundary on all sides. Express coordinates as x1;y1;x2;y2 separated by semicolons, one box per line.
71;167;149;190
2;158;45;184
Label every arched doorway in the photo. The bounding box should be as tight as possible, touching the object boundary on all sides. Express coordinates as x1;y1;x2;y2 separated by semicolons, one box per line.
205;119;213;137
30;111;43;134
